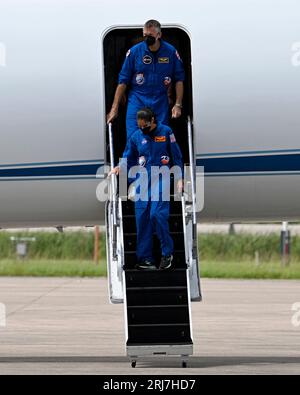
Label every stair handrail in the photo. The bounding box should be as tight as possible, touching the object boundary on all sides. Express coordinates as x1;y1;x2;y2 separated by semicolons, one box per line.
187;116;197;225
108;123;118;225
181;195;190;267
108;122;119;259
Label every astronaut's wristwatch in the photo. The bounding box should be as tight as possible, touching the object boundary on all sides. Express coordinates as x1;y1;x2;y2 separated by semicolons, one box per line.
175;103;183;108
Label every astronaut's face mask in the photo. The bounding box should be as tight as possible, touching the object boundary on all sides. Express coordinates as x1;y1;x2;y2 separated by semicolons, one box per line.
144;35;156;47
138;115;156;134
143;27;161;47
140;123;152;134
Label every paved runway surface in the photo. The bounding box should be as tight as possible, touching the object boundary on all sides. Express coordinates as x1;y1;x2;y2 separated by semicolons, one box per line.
0;277;299;375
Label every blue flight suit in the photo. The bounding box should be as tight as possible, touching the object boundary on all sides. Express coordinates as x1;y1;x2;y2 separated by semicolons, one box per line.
120;123;183;263
118;40;185;139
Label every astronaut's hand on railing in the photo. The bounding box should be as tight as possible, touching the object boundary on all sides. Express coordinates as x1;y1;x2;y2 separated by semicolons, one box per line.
177;179;184;194
106;107;118;124
171;104;182;119
108;166;120;177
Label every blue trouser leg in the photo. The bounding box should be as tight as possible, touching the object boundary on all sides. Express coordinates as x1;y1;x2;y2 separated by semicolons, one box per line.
126;95;145;140
150;199;174;257
150;95;170;126
126;93;170;140
126;108;139;141
135;201;154;262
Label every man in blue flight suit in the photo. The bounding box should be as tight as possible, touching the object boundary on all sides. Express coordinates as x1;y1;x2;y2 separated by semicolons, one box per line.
107;19;185;140
109;108;184;270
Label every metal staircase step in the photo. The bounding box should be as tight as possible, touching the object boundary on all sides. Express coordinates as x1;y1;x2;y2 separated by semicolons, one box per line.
126;341;193;347
129;323;190;328
127;304;189;309
127;323;192;345
125;269;187;287
127;286;187;292
124;250;186;268
126;287;189;307
127;305;190;326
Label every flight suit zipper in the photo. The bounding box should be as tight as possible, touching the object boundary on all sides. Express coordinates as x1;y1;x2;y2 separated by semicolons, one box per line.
152;49;159;99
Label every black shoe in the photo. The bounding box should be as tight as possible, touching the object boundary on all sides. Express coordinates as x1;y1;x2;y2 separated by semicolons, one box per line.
159;255;173;270
135;260;157;270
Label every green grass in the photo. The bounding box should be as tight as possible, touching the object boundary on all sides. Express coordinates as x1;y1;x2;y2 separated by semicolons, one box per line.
0;259;107;277
1;231;296;262
0;231;106;260
1;231;300;279
0;258;300;280
199;233;285;262
200;260;300;280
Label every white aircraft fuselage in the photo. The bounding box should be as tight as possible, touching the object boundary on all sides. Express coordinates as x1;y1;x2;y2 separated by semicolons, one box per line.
0;0;300;228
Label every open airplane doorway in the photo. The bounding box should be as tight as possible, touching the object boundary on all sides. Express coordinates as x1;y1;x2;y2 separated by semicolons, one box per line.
103;26;194;167
103;25;201;317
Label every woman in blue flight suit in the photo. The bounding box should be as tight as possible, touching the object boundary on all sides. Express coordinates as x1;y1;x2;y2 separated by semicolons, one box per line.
110;108;184;270
107;20;185;140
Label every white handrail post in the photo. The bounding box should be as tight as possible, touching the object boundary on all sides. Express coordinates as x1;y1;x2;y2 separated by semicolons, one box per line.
187;116;197;225
108;123;118;227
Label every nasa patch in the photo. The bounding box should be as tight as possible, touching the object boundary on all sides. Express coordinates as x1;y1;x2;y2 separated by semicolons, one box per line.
161;156;170;165
138;156;146;167
136;73;145;85
164;77;172;86
143;55;153;65
141;138;148;145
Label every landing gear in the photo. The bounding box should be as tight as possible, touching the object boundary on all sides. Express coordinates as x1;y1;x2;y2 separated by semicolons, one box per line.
181;356;188;368
131;360;137;368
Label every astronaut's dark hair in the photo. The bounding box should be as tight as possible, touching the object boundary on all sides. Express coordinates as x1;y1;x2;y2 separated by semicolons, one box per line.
137;108;156;123
144;20;161;33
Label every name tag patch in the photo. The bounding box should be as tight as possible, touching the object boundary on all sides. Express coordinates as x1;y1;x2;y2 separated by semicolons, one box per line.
155;136;167;142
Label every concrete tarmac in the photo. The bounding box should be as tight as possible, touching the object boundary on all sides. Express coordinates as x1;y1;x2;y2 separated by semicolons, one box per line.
0;277;299;375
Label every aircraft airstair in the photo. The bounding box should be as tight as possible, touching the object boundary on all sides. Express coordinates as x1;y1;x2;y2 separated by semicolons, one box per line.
106;119;201;368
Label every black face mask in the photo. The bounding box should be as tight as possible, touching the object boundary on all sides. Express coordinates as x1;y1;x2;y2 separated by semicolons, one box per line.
141;125;152;134
144;35;156;47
